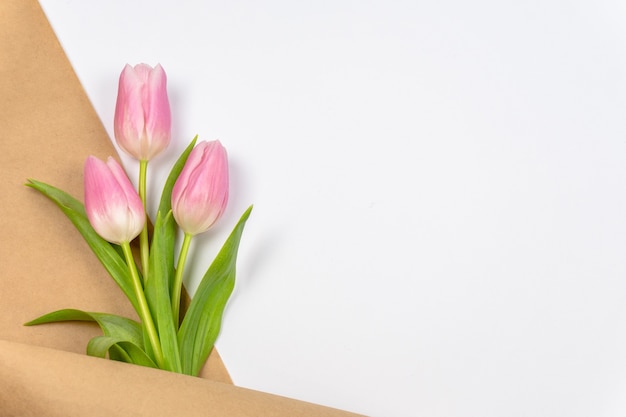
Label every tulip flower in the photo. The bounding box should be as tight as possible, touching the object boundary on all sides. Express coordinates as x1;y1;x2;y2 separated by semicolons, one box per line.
172;140;229;236
84;156;146;244
114;63;171;276
170;140;229;322
114;63;171;161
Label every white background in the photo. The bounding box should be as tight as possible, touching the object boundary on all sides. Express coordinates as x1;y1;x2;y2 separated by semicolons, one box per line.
39;1;626;416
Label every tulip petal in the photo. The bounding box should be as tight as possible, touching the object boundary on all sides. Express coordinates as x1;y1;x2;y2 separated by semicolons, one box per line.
114;63;171;161
84;156;145;244
171;141;229;235
114;65;146;157
144;64;171;159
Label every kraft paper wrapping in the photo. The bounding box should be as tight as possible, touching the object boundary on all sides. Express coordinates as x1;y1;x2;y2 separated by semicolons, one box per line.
0;1;363;415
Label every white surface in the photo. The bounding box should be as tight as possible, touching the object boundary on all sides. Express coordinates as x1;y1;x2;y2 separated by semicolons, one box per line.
38;1;626;416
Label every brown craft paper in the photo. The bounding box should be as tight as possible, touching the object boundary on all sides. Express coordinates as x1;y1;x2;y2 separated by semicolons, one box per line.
0;1;363;415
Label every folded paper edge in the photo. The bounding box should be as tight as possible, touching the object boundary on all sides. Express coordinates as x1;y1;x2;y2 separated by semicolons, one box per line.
0;339;365;417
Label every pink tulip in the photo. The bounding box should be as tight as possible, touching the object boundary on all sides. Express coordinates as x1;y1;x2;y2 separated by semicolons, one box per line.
84;156;146;244
114;63;171;161
172;140;229;235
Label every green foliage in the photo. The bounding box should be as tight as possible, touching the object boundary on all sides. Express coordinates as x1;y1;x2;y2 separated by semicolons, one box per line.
25;309;155;367
179;205;252;376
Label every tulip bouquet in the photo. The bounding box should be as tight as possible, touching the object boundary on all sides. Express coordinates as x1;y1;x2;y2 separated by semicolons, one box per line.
25;63;251;376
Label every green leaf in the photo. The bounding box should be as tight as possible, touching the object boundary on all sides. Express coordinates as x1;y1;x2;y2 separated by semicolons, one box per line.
178;205;252;376
25;308;156;367
25;180;139;313
88;336;157;368
109;344;133;363
157;135;198;226
26;309;143;344
140;137;199;373
155;135;198;289
145;210;182;373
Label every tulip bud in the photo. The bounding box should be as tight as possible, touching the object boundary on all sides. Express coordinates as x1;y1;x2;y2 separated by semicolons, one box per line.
84;156;146;244
114;63;171;161
172;140;229;235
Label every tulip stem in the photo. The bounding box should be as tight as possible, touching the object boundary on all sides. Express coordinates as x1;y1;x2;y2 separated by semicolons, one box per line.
171;232;193;326
121;241;164;369
138;160;150;281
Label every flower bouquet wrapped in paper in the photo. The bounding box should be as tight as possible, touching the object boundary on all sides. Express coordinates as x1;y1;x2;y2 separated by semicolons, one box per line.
25;63;253;376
